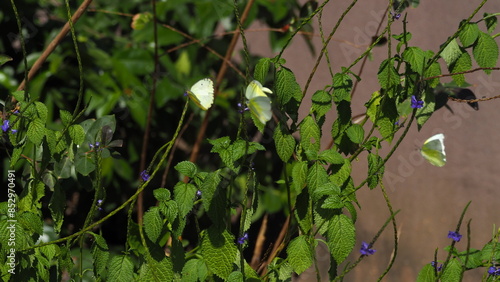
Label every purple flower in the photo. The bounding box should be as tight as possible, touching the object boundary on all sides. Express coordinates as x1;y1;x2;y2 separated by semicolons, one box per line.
95;142;100;147
237;233;248;245
390;11;401;20
431;261;443;271
360;241;376;256
488;266;500;276
97;199;103;211
448;231;462;242
411;95;424;109
196;190;202;197
237;102;249;114
141;170;150;181
2;120;10;132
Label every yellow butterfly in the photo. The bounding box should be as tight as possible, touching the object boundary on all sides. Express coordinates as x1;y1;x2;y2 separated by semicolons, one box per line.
245;80;272;124
186;78;214;110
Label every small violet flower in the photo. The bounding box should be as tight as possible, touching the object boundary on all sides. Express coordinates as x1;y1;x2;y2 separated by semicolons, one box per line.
141;170;150;182
196;190;202;197
488;266;500;276
411;95;424;109
237;233;249;245
431;261;443;271
390;11;401;20
360;241;376;256
2;120;11;132
448;231;462;242
237;102;249;114
97;199;103;211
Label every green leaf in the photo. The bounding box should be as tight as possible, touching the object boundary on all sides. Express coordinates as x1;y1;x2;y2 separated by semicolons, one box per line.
440;39;462;67
416;88;436;130
327;214;355;264
254;58;271;83
287;235;316;275
34;102;48;123
458;22;479;47
153;188;171;202
294;189;312;234
174;161;198;178
473;31;499;74
377;58;399;92
424;61;441;88
60;110;72;126
11;90;26;102
139;257;174;282
107;255;134;282
0;54;12;66
291;161;308;193
450;51;471;86
75;154;96;176
311;90;332;118
402;47;426;75
27;118;46;145
274;123;295;162
483;13;498;34
329;159;352;187
181;259;208;282
367;153;384;189
69;124;85;145
307;162;328;194
89;232;110;277
276;67;302;106
201;227;237;279
49;187;65;233
174;182;197;218
209;137;265;173
416;263;437;282
299;116;321;156
332;72;353;102
346;124;364;144
143;207;164;243
318;149;344;165
441;258;463;281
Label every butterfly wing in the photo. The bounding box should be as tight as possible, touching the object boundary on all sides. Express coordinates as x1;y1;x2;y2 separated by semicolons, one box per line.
245;80;272;100
188;78;214;110
420;134;446;167
248;96;272;124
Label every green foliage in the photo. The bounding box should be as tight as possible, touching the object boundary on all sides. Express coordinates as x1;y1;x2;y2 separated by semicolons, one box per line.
1;1;499;281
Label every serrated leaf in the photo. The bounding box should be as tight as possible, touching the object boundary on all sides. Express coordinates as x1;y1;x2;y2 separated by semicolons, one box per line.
254;58;271;83
89;232;110;277
153;188;171;202
300;116;321;156
473;31;499;74
416;263;437;282
291;161;307;193
441;258;463;281
440;39;462;67
60;110;73;126
27;118;46;145
139;257;174;281
332;72;352;102
174;161;198;178
450;51;471;86
424;61;442;88
403;47;426;75
294;189;312;234
69;124;85;145
276;67;302;105
318;149;344;165
11;90;25;102
346;124;364;144
377;58;399;92
274;123;295;162
327;214;355;264
34;102;48;123
181;259;208;282
483;13;498;34
75;154;96;176
143;207;164;243
107;255;134;282
459;22;479;47
311;90;332;118
307;162;328;193
174;182;197;218
416;88;436;130
49;187;65;233
329;159;352;186
367;153;384;189
201;228;237;279
287;235;316;274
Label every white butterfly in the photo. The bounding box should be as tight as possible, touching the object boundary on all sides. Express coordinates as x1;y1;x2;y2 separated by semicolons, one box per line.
245;80;272;124
186;78;214;110
420;133;446;167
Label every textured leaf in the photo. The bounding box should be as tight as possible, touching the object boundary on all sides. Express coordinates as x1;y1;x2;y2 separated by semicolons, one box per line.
274;123;295;162
367;153;384;189
311;90;332;118
27;118;46;145
440;39;462;67
291;161;308;193
424;61;441;88
34;101;48;123
403;46;425;75
332;72;352;102
306;162;328;194
287;235;316;274
153;188;171;202
416;263;437;282
416;88;436;130
68;124;85;145
318;149;344;165
174;182;197;218
377;58;399;92
473;31;499;74
458;22;479;47
138;257;174;282
60;110;72;126
254;57;271;83
201;228;237;279
276;67;302;105
300;116;321;156
483;12;498;33
329;159;352;186
346;124;364;144
89;232;110;277
107;255;134;282
327;214;355;264
174;161;198;178
181;259;208;282
450;51;471;86
143;207;164;243
49;187;65;233
441;258;463;281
